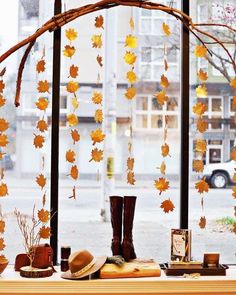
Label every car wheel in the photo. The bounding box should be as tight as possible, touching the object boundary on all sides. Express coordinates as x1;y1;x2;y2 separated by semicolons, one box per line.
210;172;228;188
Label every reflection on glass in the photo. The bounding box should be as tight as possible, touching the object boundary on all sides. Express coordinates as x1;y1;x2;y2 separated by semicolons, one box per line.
166;115;178;129
141;47;151;62
167;97;178;111
152;97;163;110
211;115;222;129
212;98;222;112
136;115;148;128
151;115;163;128
141;64;151;80
136;96;148;110
141;9;151;17
141;19;151;34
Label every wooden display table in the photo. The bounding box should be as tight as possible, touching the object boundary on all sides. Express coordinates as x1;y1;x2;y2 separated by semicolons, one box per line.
0;266;236;295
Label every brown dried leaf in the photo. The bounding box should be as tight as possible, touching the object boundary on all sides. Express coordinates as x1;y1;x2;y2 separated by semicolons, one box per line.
95;15;104;29
195;178;209;194
36;60;46;73
39;226;51;239
0;220;5;233
160;199;175;213
69;65;79;78
199;216;206;229
127;171;136;185
127;157;134;171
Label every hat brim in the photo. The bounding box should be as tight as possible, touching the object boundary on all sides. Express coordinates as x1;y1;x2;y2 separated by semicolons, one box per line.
61;256;107;280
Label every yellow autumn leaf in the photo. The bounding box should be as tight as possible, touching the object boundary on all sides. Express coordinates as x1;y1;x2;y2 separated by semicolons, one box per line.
36;174;46;189
69;165;79;180
33;134;45;148
95;15;104;29
0;134;8;147
71;129;80;144
196;118;208;133
91;34;103;48
160;74;169;88
194;45;207;58
126;70;138;84
125;87;136;100
71;97;79;110
63;45;76;58
162;22;171;36
0;118;9;132
127;171;136;185
157;161;166;175
124;51;137;65
155;91;168;105
193;159;204;173
66;149;76;163
195;139;207;153
230;78;236;90
36;119;48;132
36;59;46;73
94;109;103;123
125;34;138;49
129;17;134;30
196;84;208;98
67;113;78;127
92;91;103;104
0;95;6;107
161;143;170;157
38;209;50;223
154;177;169;195
65;28;78;41
197;69;208;81
35;97;49;111
66;81;79;93
127;157;134;171
195;178;209;194
90;128;105;145
89;148;104;162
39;226;51;239
160;199;175;213
37;80;50;93
0;183;8;197
192;102;207;116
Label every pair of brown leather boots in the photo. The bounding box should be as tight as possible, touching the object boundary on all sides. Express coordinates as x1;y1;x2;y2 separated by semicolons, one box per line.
109;196;136;261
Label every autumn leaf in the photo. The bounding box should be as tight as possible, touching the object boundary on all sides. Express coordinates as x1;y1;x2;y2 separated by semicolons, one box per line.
196;84;208;98
0;95;6;107
160;199;175;213
69;65;79;78
0;238;5;250
126;70;138;84
36;119;48;132
161;143;170;157
92;91;103;104
232;187;236;199
233;222;236;234
89;148;103;162
95;15;104;29
194;45;207;58
91;34;103;48
0;183;8;197
195;178;209;194
233;171;236;182
38;209;50;223
0;68;6;77
195;139;207;153
39;226;51;239
230;78;236;90
154;177;169;195
66;149;76;163
127;157;134;171
94;109;103;123
90;128;105;145
33;134;45;149
127;171;136;185
157;161;166;175
0;80;5;93
0;134;8;147
0;118;9;132
0;255;7;263
37;80;50;93
125;34;137;49
192;102;207;116
231;96;236;110
160;74;169;88
164;59;168;71
0;220;5;233
231;147;236;160
36;60;46;73
96;55;103;67
125;87;136;100
162;22;171;36
197;69;208;81
193;159;204;173
155;91;168;105
35;97;49;111
36;174;46;189
63;45;76;58
71;129;80;144
199;216;206;229
67;113;78;127
0;153;5;160
66;81;79;93
69;165;79;180
124;51;137;65
196;118;208;133
129;17;134;30
65;28;78;41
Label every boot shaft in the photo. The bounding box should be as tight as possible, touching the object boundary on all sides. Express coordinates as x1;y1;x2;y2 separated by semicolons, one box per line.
123;196;136;238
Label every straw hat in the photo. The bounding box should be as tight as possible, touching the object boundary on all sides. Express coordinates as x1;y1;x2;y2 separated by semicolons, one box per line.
61;249;107;280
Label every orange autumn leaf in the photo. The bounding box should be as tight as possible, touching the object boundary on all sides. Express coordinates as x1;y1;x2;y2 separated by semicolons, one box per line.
33;134;45;148
36;60;46;73
36;119;48;132
94;109;103;123
230;78;236;90
89;148;103;162
197;69;208;81
37;80;50;93
160;199;175;213
126;70;138;84
95;15;104;29
230;147;236;160
231;96;236;110
127;157;134;171
91;34;103;48
0;134;8;147
38;209;50;223
66;149;76;163
164;59;168;71
69;65;79;78
196;84;208;98
192;102;207;116
36;174;46;189
160;74;169;88
67;113;78;127
0;80;5;93
195;178;209;194
0;220;5;233
199;216;206;229
70;165;79;180
66;81;79;93
233;222;236;234
194;45;207;58
155;90;168;105
96;55;103;67
92;91;103;104
127;171;136;185
124;51;137;65
71;129;80;144
0;183;8;197
161;143;170;157
0;255;7;263
65;28;78;41
125;87;136;100
63;45;76;58
0;238;5;250
154;177;169;195
0;95;6;107
0;118;9;132
125;34;138;49
162;22;171;36
35;97;49;111
195;139;207;153
193;159;204;173
232;170;236;182
232;187;236;199
90;128;105;145
39;226;51;239
196;118;208;133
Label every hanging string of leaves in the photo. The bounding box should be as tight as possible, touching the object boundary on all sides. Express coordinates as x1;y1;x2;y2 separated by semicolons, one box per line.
154;22;175;214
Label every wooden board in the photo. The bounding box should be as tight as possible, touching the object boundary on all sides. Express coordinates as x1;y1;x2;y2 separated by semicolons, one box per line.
99;259;161;279
20;266;53;278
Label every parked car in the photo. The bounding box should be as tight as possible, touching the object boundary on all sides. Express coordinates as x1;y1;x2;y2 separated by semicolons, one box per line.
203;160;235;188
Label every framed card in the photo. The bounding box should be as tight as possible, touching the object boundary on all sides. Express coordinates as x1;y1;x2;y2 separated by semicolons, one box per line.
171;229;192;262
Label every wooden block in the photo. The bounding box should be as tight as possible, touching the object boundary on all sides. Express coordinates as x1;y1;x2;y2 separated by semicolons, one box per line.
20;266;53;278
99;259;161;279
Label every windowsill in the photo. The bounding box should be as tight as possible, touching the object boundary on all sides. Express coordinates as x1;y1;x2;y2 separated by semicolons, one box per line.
0;266;236;294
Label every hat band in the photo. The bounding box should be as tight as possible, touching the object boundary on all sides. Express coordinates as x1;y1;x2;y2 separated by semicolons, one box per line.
72;258;96;278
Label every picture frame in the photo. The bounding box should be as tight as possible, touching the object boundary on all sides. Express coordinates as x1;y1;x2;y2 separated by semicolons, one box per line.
171;229;192;262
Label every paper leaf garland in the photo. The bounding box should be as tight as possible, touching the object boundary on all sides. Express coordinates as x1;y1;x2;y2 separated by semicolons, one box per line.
197;69;208;81
36;120;48;132
162;22;171;36
127;171;136;185
0;81;5;93
38;209;50;223
0;183;8;197
199;216;206;229
230;78;236;90
154;177;169;195
196;85;208;98
63;45;76;58
126;70;138;84
66;81;79;93
0;96;6;107
194;45;207;58
125;35;138;49
39;226;51;239
70;165;79;180
33;134;45;148
92;91;103;104
192;102;207;116
35;97;49;111
155;91;168;105
94;109;103;123
124;51;137;65
37;80;50;93
161;143;170;157
65;28;78;42
0;119;9;132
90;129;105;145
0;134;8;147
66;150;76;163
71;129;80;144
0;220;5;234
91;34;103;48
69;65;79;78
125;87;136;100
195;178;209;194
36;174;46;190
36;60;46;73
193;160;204;173
0;238;5;250
196;118;208;133
160;199;175;213
67;113;78;127
96;55;103;67
89;148;103;162
95;15;104;29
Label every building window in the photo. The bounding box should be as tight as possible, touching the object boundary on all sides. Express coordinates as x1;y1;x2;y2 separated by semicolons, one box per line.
229;97;236;129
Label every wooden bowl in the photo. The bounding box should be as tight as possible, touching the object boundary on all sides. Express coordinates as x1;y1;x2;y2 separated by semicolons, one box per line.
0;260;9;274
